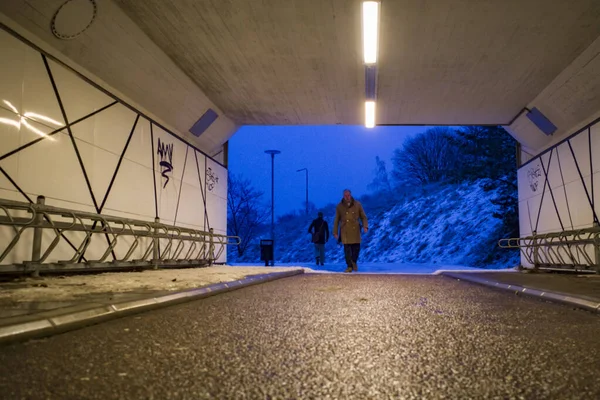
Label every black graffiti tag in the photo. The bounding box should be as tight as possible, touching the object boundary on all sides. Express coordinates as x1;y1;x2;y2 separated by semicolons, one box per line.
157;139;173;188
527;164;542;192
207;167;219;191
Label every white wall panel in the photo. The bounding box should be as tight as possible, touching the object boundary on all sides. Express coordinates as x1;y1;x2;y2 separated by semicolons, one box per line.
75;137;118;208
0;29;65;133
124;117;152;168
551;185;575;231
569;130;592;178
47;59;114;123
526;194;543;233
176;148;206;229
103;159;155;221
0;107;58;163
22;45;64;129
518;159;544;202
195;150;206;190
591;123;600;173
0;29;27;118
176;183;205;229
0;108;21;184
155;176;182;225
1;131;93;208
206;192;227;235
564;177;594;229
535;188;565;234
555;142;580;186
518;200;533;237
43;196;96;214
0;29;229;267
0;187;21;202
182;145;201;188
545;149;565;190
205;157;228;263
205;158;227;200
70;103;136;156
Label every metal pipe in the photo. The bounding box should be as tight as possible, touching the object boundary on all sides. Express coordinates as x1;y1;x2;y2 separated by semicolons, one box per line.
30;196;45;277
296;168;308;215
264;150;281;241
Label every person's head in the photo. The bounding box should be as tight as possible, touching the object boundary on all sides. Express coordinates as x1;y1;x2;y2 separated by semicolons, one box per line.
343;189;352;202
318;212;323;218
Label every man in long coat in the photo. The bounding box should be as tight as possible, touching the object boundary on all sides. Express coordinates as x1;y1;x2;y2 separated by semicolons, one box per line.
333;189;368;273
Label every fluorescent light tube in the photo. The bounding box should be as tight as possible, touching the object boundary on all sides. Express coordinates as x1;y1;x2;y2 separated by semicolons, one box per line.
362;1;379;64
365;101;376;128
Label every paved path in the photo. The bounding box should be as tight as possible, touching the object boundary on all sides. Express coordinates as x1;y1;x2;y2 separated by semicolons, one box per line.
0;274;598;399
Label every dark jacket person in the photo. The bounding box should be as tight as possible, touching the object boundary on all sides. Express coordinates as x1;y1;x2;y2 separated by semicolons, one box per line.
308;212;329;266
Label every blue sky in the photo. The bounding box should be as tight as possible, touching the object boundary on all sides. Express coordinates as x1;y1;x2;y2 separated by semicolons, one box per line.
227;125;428;216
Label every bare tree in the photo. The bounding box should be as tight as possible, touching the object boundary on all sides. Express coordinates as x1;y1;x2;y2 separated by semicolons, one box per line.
227;174;269;256
391;127;460;185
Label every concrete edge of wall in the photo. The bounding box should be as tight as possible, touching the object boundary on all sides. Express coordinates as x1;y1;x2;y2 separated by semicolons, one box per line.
440;271;600;314
0;269;304;346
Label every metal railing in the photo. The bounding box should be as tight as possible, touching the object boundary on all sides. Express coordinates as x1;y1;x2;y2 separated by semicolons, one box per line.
498;227;600;272
0;196;240;276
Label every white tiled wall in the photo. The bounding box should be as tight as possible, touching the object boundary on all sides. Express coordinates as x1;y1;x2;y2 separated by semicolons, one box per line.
518;120;600;267
0;28;227;265
205;158;228;263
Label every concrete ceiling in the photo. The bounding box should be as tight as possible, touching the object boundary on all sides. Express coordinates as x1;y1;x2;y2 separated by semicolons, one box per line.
114;0;600;127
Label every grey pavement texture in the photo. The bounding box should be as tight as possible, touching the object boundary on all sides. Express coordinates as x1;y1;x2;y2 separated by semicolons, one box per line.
455;270;600;301
442;270;600;313
0;274;599;399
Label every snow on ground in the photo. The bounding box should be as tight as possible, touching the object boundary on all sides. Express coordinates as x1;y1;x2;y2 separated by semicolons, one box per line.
0;263;512;303
0;266;309;302
230;262;496;274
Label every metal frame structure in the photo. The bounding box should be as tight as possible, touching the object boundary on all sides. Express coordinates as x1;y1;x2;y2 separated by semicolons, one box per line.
0;197;240;276
499;227;600;272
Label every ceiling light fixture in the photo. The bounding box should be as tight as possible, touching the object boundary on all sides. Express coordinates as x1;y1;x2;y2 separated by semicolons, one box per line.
365;101;376;128
362;2;380;128
362;1;379;64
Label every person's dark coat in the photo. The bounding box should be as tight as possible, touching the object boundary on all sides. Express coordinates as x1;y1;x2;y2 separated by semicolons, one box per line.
308;217;329;244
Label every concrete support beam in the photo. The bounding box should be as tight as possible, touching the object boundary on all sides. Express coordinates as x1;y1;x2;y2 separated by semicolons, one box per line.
507;34;600;159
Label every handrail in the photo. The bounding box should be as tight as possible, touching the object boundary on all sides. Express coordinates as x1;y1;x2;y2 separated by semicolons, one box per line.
498;227;600;272
0;197;240;276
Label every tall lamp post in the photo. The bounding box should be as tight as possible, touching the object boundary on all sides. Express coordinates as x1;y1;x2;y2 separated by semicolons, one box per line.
264;150;281;241
296;168;308;215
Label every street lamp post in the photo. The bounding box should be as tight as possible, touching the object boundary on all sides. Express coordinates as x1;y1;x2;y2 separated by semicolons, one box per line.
264;150;281;241
296;168;308;215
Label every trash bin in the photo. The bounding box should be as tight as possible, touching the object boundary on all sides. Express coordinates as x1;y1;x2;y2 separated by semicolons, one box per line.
260;239;274;266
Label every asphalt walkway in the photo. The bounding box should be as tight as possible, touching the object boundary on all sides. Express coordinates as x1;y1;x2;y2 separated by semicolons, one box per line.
0;273;599;399
0;266;598;346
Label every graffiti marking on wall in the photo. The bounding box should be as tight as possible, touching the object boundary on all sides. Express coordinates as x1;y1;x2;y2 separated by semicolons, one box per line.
527;163;542;192
207;167;219;192
157;138;174;188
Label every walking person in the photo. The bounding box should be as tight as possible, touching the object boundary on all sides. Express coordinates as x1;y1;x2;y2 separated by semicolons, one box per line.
333;189;368;273
308;212;329;266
